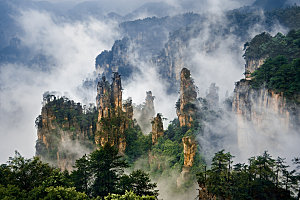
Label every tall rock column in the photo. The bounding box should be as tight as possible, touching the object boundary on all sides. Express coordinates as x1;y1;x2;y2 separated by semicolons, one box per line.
176;68;197;127
177;136;197;187
111;72;122;114
95;72;132;154
151;113;164;144
96;76;111;122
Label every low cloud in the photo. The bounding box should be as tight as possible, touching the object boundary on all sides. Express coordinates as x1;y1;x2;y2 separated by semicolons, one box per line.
0;9;119;163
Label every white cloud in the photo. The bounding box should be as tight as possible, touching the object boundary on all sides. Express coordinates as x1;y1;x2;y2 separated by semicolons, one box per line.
0;9;119;163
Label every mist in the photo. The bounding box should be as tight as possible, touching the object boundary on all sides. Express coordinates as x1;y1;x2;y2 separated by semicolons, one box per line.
0;9;119;163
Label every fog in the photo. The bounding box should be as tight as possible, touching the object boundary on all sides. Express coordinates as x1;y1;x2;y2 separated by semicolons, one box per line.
0;9;119;163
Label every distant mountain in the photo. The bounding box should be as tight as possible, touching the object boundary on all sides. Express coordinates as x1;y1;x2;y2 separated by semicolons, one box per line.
95;6;300;93
252;0;288;11
124;2;177;20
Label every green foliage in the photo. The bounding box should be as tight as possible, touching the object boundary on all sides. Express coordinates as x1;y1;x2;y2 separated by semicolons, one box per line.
36;95;98;138
43;186;88;200
71;154;92;196
197;150;300;200
0;151;74;200
250;56;300;99
119;170;158;197
71;144;158;199
244;29;300;60
104;190;155;200
124;125;152;164
89;144;129;197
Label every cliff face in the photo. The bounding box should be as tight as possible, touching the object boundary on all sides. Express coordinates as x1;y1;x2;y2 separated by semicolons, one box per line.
177;136;197;187
232;80;300;151
36;96;96;171
176;68;198;127
244;57;267;79
151;113;164;144
36;73;134;170
95;72;133;154
182;136;197;167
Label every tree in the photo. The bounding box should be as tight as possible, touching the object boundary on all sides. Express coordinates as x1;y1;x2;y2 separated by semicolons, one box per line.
119;170;158;197
71;154;91;196
89;144;129;198
104;190;155;200
42;186;88;200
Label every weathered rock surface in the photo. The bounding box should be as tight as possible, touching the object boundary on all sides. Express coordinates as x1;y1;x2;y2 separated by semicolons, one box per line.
95;72;133;154
177;136;197;187
36;95;96;171
232;79;300;152
176;68;198;127
182;136;197;167
151;113;164;144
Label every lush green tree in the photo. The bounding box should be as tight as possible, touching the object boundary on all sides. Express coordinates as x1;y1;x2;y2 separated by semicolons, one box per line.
89;144;129;198
206;150;233;199
71;154;91;196
197;151;297;200
119;170;158;197
42;186;88;200
104;190;155;200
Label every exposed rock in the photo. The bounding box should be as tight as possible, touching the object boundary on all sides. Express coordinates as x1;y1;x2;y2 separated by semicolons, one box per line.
232;80;300;152
244;57;267;80
176;68;198;127
36;95;96;172
198;183;216;200
151;113;164;144
182;136;197;167
95;72;132;154
177;136;197;187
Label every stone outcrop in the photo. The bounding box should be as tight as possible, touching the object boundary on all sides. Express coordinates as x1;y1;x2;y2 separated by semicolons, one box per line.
232;79;300;153
176;68;198;127
244;57;267;80
151;113;164;144
134;91;155;134
177;136;197;187
182;136;197;167
36;95;96;172
95;72;133;154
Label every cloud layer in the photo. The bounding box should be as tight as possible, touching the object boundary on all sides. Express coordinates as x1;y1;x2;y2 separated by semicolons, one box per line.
0;9;119;163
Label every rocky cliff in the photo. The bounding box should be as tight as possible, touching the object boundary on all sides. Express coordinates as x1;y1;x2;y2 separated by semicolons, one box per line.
151;113;164;144
177;136;197;187
36;73;134;170
233;80;300;150
36;95;96;171
176;68;198;127
233;30;300;152
95;72;133;154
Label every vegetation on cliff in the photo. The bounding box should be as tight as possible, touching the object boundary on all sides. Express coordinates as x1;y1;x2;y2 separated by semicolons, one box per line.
244;29;300;60
251;56;300;99
36;94;98;134
244;29;300;99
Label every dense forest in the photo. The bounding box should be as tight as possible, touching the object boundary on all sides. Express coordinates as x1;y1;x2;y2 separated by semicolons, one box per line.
1;147;300;199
